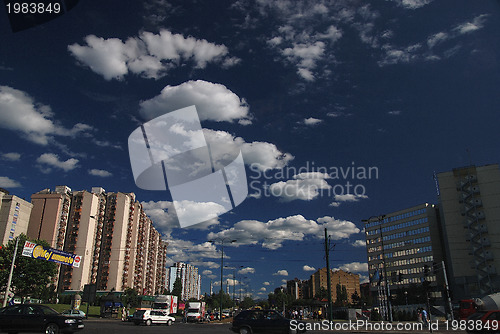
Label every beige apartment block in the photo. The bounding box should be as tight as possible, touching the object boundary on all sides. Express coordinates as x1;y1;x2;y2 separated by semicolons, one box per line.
28;186;71;249
437;164;500;298
309;268;360;303
59;191;100;291
0;188;32;245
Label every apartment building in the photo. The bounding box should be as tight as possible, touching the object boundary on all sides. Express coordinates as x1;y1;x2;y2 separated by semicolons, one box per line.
28;186;167;294
0;188;32;245
286;278;310;300
309;268;360;303
364;203;444;294
437;164;500;299
166;262;201;300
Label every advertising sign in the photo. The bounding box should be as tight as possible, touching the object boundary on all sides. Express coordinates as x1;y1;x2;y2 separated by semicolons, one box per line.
22;241;82;268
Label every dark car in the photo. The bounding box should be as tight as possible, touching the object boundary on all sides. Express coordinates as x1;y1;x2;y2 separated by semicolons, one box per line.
466;310;500;333
230;309;306;334
0;304;84;334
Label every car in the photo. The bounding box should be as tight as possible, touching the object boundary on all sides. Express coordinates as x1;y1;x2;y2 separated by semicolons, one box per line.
60;310;86;318
0;304;84;334
466;310;500;333
230;309;306;334
131;309;175;326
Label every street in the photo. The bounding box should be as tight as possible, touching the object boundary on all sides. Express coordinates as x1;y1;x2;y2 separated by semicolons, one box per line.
80;319;469;334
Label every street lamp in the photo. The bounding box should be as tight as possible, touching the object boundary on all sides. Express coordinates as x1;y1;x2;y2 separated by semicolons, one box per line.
362;215;392;322
209;238;236;319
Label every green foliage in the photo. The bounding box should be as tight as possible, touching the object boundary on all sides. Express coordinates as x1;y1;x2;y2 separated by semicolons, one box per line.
351;290;361;307
0;235;57;300
268;289;293;309
240;296;255;309
315;286;328;300
205;290;233;310
121;288;140;307
334;284;348;306
171;277;182;299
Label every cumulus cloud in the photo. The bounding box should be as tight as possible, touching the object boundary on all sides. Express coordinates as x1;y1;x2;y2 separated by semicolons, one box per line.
269;172;330;202
263;281;270;286
207;214;359;250
454;14;489;35
1;152;21;161
0;86;92;145
68;30;239;80
0;176;21;188
238;267;256;275
162;238;222;268
303;265;316;272
139;80;251;124
88;169;112;177
142;200;220;232
303;117;323;125
273;270;289;276
36;153;79;172
390;0;433;9
335;261;368;273
351;240;366;247
330;194;368;207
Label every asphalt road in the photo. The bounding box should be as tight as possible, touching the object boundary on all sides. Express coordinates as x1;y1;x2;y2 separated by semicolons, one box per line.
80;319;470;334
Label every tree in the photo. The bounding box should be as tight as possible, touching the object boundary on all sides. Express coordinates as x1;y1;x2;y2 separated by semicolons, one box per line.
335;284;348;306
0;235;57;301
121;288;140;307
315;286;328;300
171;277;182;300
240;296;255;310
351;290;361;307
205;291;233;310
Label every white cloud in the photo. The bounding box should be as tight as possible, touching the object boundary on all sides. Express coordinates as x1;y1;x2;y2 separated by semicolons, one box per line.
1;152;21;161
238;267;255;275
0;176;21;188
142;200;220;232
387;110;402;116
202;270;213;276
139;80;251;124
330;194;368;206
454;14;489;35
351;240;366;248
269;172;331;202
260;287;267;291
303;265;316;272
263;281;270;286
0;86;92;145
335;261;368;273
69;30;238;80
303;117;322;125
273;270;289;276
391;0;433;9
427;32;448;49
88;169;112;177
36;153;79;172
207;214;359;250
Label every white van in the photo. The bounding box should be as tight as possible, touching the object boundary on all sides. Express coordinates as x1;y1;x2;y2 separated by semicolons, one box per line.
132;309;175;326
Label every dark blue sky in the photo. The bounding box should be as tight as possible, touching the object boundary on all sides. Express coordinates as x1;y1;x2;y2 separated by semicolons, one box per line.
1;0;500;298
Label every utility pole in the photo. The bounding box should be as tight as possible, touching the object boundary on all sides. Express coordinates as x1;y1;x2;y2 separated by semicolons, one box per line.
442;261;454;321
3;238;20;307
324;228;333;322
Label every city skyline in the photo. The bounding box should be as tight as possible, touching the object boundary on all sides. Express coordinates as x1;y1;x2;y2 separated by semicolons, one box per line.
1;0;500;299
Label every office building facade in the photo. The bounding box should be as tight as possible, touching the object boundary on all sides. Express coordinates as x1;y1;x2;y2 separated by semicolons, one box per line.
437;164;500;298
365;203;444;294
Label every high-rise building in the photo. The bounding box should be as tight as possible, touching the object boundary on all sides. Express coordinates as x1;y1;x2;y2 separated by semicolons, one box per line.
0;188;32;245
437;164;500;298
286;278;309;300
309;268;360;303
27;186;72;249
166;262;201;300
28;186;167;294
364;203;444;295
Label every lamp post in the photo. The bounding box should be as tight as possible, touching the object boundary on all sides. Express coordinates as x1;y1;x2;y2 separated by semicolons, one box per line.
363;215;392;322
210;238;236;320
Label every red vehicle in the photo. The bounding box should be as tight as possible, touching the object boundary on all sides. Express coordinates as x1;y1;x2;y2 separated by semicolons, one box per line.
459;293;500;320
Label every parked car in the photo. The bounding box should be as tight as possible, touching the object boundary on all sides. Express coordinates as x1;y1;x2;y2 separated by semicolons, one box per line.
131;309;175;326
60;310;86;318
466;310;500;333
231;309;306;334
0;304;84;334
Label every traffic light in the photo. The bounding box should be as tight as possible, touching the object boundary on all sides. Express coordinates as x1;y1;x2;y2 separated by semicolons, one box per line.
423;264;430;276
